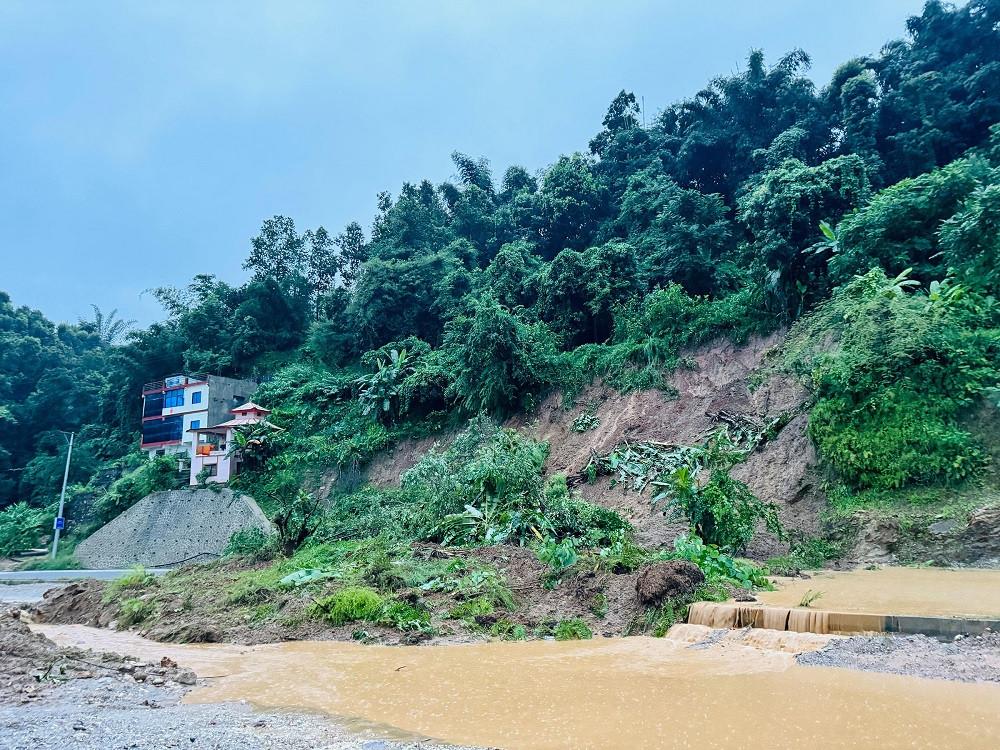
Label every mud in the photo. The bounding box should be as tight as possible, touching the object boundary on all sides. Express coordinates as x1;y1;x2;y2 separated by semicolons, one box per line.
635;559;704;604
758;567;1000;619
32;621;1000;750
0;610;484;750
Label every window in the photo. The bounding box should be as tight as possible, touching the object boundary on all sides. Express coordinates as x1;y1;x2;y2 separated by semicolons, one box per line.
143;392;164;417
163;389;184;408
206;464;218;477
141;415;183;445
191;391;202;404
190;420;200;430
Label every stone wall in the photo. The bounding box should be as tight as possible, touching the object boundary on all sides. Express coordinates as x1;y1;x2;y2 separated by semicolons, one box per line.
74;488;270;569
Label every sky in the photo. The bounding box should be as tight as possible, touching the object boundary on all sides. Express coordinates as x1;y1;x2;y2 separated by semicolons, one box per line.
0;0;929;326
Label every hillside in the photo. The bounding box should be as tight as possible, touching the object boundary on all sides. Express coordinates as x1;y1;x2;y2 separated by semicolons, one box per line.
3;0;1000;644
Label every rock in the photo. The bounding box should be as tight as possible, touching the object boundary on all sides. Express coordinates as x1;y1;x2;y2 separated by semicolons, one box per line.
160;657;178;668
635;560;706;605
928;519;956;535
133;672;147;683
175;670;197;686
151;677;165;686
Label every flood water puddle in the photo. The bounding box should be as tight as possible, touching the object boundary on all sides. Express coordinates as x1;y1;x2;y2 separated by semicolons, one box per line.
757;566;1000;618
34;622;1000;749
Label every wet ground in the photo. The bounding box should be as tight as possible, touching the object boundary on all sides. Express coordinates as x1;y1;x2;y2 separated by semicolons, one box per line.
33;621;1000;749
757;567;1000;618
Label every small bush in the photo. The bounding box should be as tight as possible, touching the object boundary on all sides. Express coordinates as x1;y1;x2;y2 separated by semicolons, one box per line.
553;618;592;641
224;528;278;562
448;596;494;619
491;619;527;640
119;597;156;628
380;599;432;632
0;502;48;556
308;587;384;626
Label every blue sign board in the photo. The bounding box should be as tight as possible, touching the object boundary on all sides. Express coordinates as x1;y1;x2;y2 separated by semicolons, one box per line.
54;517;65;530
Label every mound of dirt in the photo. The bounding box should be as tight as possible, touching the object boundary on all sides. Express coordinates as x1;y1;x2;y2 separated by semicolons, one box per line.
33;581;112;628
362;334;824;557
0;607;196;704
635;561;705;605
469;545;644;637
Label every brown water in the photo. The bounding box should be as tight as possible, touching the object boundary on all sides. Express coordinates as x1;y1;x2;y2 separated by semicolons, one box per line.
34;623;1000;749
758;567;1000;618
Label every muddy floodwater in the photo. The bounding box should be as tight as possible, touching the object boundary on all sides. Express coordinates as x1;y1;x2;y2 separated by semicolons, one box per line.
758;566;1000;618
35;623;1000;749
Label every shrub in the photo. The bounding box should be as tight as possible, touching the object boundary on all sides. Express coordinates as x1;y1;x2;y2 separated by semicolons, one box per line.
671;533;769;589
0;502;49;555
93;456;180;526
785;269;1000;490
119;597;156;628
490;619;528;640
308;587;384;626
224;527;279;562
553;618;592;641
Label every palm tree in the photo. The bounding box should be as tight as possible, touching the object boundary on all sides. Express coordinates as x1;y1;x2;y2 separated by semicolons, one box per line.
81;305;136;346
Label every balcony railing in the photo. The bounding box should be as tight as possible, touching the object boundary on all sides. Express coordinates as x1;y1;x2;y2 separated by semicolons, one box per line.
142;373;208;393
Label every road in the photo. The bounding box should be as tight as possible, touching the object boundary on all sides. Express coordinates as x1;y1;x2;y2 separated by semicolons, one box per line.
0;569;170;604
0;569;170;583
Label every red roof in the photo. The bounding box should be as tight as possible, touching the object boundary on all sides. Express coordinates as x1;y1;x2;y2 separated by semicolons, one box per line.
230;401;270;415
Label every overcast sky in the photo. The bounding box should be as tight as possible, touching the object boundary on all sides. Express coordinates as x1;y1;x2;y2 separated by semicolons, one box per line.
0;0;929;325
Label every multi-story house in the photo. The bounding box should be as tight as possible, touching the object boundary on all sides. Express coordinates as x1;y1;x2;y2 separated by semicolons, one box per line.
140;373;258;460
188;401;279;485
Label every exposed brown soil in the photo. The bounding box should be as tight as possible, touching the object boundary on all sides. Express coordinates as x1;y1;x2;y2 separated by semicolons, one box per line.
359;334;825;559
514;333;821;557
635;560;705;605
366;433;452;489
467;545;644;637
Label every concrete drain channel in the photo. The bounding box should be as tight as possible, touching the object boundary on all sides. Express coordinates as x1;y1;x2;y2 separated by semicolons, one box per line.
688;601;1000;638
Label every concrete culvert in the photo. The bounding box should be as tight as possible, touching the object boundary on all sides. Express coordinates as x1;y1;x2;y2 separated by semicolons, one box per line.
635;560;705;605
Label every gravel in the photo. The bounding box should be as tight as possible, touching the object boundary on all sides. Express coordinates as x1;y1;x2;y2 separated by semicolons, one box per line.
797;631;1000;682
0;608;487;750
0;677;485;750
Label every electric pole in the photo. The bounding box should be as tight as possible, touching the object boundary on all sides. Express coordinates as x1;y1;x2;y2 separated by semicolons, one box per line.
51;431;73;559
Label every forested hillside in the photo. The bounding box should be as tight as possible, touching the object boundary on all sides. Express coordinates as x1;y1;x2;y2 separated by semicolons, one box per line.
3;0;1000;576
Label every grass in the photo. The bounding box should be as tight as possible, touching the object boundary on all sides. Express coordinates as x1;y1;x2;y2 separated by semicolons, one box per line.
105;566;156;601
18;552;83;571
308;587;384;626
119;597;156;628
798;590;823;607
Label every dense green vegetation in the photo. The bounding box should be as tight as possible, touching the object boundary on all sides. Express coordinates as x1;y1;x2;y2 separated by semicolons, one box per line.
3;2;1000;589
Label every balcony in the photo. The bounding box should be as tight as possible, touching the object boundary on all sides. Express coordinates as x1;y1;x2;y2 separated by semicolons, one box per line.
142;373;208;394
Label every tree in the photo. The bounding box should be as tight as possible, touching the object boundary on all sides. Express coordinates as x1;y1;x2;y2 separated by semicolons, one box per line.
589;90;641;157
80;305;136;346
334;221;368;287
244;215;305;282
534;153;609;259
738;154;871;316
831;156;995;283
616;167;733;295
442;297;557;414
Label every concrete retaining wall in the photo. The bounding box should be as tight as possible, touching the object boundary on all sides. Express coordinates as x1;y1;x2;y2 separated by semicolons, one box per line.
74;489;270;569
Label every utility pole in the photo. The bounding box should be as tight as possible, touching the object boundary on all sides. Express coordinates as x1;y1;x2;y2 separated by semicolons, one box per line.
51;431;73;559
